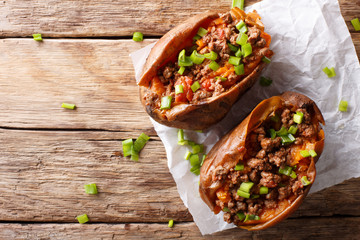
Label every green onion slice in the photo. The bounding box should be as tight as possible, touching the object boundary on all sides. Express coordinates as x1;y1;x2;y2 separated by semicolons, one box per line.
61;103;76;109
339;100;348;112
160;96;172;110
322;67;336;78
239;182;254;193
237;190;250;198
244;214;250;222
301;176;312;186
351;18;360;31
190;50;205;65
190;166;200;175
309;149;317;157
251;194;260;199
259;186;268;195
242;43;252;57
262;56;271;64
197;27;208;37
228;43;239;52
228;56;241;66
178;129;185;142
288;125;298;135
276;127;288;136
238;25;248;34
133;133;150;152
279;165;293;176
236;20;245;30
84;183;98;195
178;66;185;75
236;33;248;46
234;64;244;76
175;84;184;94
281;133;295;144
168;219;174;228
237;212;246;221
130;145;139;161
269;129;276;139
204;51;218;60
235;164;244;171
300;150;310;158
178;49;186;62
193;35;201;41
200;154;206;166
192;144;204;154
232;0;245;10
178;56;193;67
32;33;43;41
259;76;272;86
76;214;89;224
209;61;220;71
132;32;143;42
184;150;192;160
215;76;227;81
189;154;200;167
122;138;133;157
293;111;304;124
191;81;201;92
235;48;242;57
290;171;297;179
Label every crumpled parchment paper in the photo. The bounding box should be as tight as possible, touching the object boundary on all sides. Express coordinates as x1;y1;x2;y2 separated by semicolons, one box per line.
131;0;360;235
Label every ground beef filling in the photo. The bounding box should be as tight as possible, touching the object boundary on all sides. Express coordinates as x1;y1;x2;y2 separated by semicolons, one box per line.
144;11;272;109
214;106;318;225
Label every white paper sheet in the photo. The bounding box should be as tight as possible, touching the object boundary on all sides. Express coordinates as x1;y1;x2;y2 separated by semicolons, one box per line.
131;0;360;235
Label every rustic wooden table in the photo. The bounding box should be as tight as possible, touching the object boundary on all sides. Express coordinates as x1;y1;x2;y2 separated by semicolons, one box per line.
0;0;359;239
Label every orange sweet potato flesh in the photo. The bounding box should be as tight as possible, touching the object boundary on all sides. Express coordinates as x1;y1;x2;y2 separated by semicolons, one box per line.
138;9;273;130
199;91;325;231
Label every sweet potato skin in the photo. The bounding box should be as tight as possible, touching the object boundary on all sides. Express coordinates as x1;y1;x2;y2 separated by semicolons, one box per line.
199;91;325;230
138;10;272;130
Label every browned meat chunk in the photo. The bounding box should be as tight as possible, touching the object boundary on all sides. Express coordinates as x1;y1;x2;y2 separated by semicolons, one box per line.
260;172;281;188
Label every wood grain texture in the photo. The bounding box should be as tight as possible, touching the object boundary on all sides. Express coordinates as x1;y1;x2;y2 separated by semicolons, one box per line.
1;217;359;239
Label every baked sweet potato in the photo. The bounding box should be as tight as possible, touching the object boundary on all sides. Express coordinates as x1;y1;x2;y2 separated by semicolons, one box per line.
138;7;273;130
199;91;325;230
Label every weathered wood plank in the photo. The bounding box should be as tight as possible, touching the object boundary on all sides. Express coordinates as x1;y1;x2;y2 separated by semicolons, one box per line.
1;0;358;37
1;217;359;239
0;128;359;222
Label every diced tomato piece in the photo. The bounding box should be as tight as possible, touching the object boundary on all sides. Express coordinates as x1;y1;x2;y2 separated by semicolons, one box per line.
201;78;213;91
150;76;165;97
175;77;193;103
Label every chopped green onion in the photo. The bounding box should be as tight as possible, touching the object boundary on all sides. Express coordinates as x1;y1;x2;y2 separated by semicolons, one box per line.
215;76;227;81
236;33;248;46
204;51;218;60
133;133;150;152
184;150;192;160
251;194;260;199
322;67;336;78
61;103;76;109
262;56;271;64
190;50;205;65
259;76;272;86
290;171;297;179
200;154;206;166
236;212;246;221
339;100;348;112
32;33;43;41
168;219;174;228
223;207;230;212
209;61;220;71
175;84;184;94
259;186;268;195
160;96;172;110
228;43;239;52
84;183;98;195
309;149;317;157
269;129;276;139
281;133;296;144
178;129;184;142
288;125;298;135
193;35;201;41
232;0;245;10
238;24;248;34
197;27;208;37
237;190;250;198
130;145;139;161
351;18;360;31
189;154;200;167
301;176;312;186
293;111;304;124
242;43;252;57
190;166;200;175
178;56;193;67
122;138;133;157
178;66;185;75
234;164;244;171
244;214;250;222
178;49;186;62
239;182;254;193
191;81;201;92
235;48;242;57
192;144;204;154
253;215;260;221
76;214;89;224
228;56;241;66
236;20;245;30
276;127;288;136
279;165;293;176
234;64;244;76
300;150;310;158
270;114;280;122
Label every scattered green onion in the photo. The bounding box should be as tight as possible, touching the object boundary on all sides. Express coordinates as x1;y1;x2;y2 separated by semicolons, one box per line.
281;133;296;144
235;164;244;171
178;49;186;62
178;66;185;75
309;149;317;157
200;154;206;166
189;154;200;167
244;214;250;222
290;171;297;179
251;194;260;199
262;56;271;64
32;33;43;41
236;212;246;221
322;67;336;78
228;43;239;52
235;48;242;57
122;138;133;157
293;111;304;124
84;183;98;195
288;125;298;135
232;0;245;10
259;186;268;195
276;127;288;136
190;166;200;175
193;35;201;41
269;129;276;139
238;24;248;34
175;84;184;94
228;56;241;66
301;176;312;186
197;27;208;37
130;145;139;161
251;215;260;221
168;219;174;228
61;103;76;109
184;150;192;160
160;96;172;110
133;133;150;153
300;150;311;158
223;207;230;212
209;61;220;71
236;33;248;46
237;190;250;198
191;81;201;92
279;165;293;176
204;51;218;60
259;76;272;86
236;20;245;30
190;50;205;65
215;76;227;81
234;64;244;76
76;214;89;224
242;43;252;57
192;144;204;154
339;100;348;112
351;18;360;31
270;114;280;122
178;129;185;142
178;56;193;67
132;32;143;42
239;182;254;193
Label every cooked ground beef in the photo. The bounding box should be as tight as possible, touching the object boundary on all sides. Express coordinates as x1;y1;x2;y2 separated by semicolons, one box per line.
214;106;317;225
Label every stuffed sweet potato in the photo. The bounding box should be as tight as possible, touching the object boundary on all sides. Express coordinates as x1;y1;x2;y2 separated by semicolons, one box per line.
199;91;325;230
138;7;273;130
